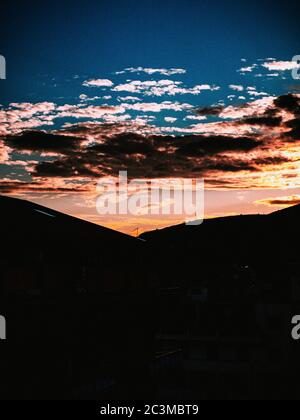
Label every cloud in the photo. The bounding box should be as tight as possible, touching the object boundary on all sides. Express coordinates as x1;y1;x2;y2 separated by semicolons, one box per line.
115;67;186;76
219;96;276;119
2;94;300;194
236;115;283;127
118;96;142;102
83;79;114;87
164;117;177;123
124;101;193;113
5;130;83;153
26;131;262;181
238;64;258;73
0;141;10;162
229;85;244;92
255;195;300;207
284;118;300;140
172;95;297;137
0;179;90;194
237;58;300;79
274;94;300;114
262;60;300;71
0;102;128;134
112;80;219;96
174;135;260;157
56;104;126;119
248;91;269;97
195;105;225;116
185;115;207;121
79;94;103;102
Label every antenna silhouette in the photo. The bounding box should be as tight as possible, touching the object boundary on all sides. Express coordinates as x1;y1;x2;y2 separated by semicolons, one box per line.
132;227;140;237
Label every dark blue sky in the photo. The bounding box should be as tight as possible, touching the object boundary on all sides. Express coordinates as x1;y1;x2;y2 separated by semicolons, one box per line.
1;0;300;233
1;0;299;104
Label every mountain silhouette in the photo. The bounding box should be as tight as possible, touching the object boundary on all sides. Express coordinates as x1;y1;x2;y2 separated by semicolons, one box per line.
0;194;138;245
0;195;154;400
139;205;300;297
140;205;300;262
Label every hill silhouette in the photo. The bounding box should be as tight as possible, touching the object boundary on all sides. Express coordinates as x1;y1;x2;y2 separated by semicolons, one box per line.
140;205;300;264
0;195;154;399
0;194;138;245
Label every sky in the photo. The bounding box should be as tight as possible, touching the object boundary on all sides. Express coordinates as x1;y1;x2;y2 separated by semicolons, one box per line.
0;0;300;234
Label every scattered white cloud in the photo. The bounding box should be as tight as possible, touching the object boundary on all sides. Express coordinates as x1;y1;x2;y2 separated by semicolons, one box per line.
238;64;258;73
115;67;186;76
245;87;269;97
83;79;114;87
79;94;103;102
248;91;269;97
117;96;142;102
184;115;207;121
113;79;219;96
229;85;244;92
124;101;193;113
219;96;276;120
164;117;177;123
262;60;300;71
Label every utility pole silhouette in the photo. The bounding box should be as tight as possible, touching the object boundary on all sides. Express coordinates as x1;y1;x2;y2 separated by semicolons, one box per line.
132;227;140;237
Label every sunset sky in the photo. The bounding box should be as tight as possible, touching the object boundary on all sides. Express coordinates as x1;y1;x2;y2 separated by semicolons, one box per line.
1;0;300;234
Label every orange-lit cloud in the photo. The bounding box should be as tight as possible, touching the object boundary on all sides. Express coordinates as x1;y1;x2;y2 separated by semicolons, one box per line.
255;195;300;207
1;93;300;234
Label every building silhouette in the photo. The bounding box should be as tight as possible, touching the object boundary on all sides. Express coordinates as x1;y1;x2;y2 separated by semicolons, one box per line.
1;195;300;399
0;196;156;399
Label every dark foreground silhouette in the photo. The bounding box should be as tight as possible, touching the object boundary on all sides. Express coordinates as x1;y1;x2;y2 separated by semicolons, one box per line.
141;205;300;399
0;195;155;399
1;195;300;400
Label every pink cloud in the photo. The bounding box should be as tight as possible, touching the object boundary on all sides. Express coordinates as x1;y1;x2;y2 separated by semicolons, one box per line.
0;141;10;162
113;80;219;96
124;101;193;113
219;97;276;119
229;85;244;92
55;105;126;119
262;60;300;71
115;67;186;76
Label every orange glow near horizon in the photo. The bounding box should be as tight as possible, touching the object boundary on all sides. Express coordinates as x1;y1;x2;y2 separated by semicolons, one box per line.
5;185;300;236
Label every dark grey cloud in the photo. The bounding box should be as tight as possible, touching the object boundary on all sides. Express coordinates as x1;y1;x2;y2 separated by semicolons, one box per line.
0;181;88;194
3;94;300;184
274;94;300;115
237;116;283;127
284;118;300;140
29;132;267;179
194;105;224;116
5;130;83;153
